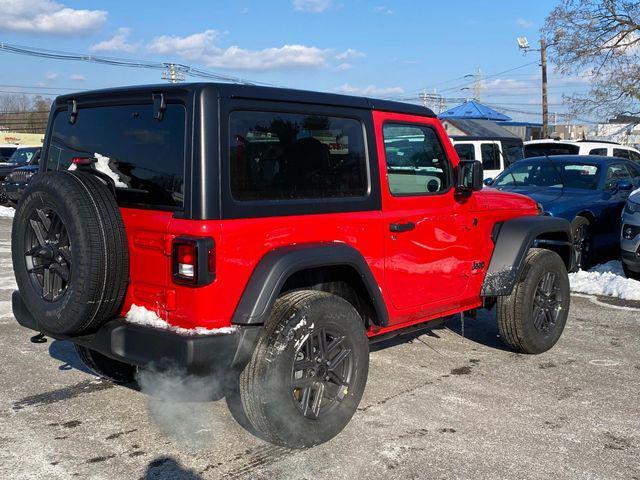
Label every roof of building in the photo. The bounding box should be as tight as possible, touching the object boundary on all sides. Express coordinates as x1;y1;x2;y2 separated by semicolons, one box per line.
443;118;520;140
438;100;512;121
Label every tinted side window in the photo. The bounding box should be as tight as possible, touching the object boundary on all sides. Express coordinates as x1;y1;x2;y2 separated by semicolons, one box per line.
613;148;631;159
229;111;367;201
629;150;640;161
47;104;186;209
383;123;450;196
589;148;607;156
504;142;523;165
605;164;631;189
454;144;475;160
481;143;500;170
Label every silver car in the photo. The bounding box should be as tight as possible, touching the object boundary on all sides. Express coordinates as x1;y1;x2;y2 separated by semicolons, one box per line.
621;191;640;279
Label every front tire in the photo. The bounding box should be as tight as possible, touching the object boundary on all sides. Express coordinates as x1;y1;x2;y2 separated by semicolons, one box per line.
239;290;369;448
571;216;592;270
496;248;570;354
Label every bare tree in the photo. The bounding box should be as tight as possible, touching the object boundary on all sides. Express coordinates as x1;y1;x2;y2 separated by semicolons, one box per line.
544;0;640;118
0;94;51;134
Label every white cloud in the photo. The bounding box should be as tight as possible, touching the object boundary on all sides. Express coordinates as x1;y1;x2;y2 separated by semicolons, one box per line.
373;6;393;15
293;0;332;12
335;48;365;60
69;74;85;81
43;71;58;80
0;0;106;35
336;63;352;71
516;17;534;28
90;28;138;53
146;30;355;71
334;83;404;97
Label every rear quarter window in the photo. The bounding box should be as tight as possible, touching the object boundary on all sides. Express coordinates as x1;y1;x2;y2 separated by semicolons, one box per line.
46;103;186;210
229;111;368;201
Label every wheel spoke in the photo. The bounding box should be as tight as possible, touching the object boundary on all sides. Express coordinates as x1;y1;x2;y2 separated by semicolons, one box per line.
327;369;347;386
309;382;324;419
42;267;53;300
293;358;314;372
28;263;45;274
328;348;351;371
51;263;70;283
326;335;344;354
36;208;51;232
29;219;47;247
292;376;314;389
57;246;72;264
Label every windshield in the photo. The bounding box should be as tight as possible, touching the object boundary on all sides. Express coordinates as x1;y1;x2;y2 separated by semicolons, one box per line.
504;142;524;165
494;161;601;190
8;147;39;164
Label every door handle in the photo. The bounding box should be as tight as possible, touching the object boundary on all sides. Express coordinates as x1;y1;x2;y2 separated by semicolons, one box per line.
389;221;415;233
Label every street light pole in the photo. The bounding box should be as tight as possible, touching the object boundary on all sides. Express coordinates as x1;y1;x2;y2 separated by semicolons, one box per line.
540;39;549;138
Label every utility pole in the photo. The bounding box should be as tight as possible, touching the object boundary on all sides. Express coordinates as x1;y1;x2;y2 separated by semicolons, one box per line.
161;63;186;83
540;39;549;138
517;36;550;138
472;68;483;102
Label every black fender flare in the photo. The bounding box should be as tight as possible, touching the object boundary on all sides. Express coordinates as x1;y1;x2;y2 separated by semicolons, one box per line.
231;243;389;326
481;215;573;296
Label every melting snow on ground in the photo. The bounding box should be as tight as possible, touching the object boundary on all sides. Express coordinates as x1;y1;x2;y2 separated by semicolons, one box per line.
0;206;15;218
125;304;237;336
569;261;640;301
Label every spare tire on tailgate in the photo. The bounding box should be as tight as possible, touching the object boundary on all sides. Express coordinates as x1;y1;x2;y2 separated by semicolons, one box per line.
12;170;129;335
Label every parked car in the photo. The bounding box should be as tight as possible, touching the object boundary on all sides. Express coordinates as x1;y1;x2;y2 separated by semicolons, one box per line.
0;144;19;163
452;136;524;179
524;139;640;160
490;155;640;268
11;83;574;448
621;190;640;279
0;146;41;181
0;147;41;206
0;162;40;207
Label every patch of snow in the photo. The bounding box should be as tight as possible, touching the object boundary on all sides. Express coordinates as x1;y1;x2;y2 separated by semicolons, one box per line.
68;152;128;188
0;206;15;218
125;304;237;336
569;260;640;301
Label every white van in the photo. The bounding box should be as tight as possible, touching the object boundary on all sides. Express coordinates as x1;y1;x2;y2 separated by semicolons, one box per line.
524;139;640;161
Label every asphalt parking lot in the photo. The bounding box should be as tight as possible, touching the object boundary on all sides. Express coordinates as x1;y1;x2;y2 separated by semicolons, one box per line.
0;216;639;480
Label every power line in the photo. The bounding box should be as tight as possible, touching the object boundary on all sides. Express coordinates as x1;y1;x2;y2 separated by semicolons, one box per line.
0;41;278;86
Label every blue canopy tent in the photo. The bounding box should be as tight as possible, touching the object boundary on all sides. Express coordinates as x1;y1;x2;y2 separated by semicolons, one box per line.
438;100;512;122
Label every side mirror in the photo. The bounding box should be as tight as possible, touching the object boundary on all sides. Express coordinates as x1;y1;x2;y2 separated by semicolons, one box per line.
457;160;483;192
617;179;633;191
483;177;493;186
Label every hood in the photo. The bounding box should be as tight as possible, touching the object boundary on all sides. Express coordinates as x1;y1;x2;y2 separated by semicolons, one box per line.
496;186;564;206
476;187;538;212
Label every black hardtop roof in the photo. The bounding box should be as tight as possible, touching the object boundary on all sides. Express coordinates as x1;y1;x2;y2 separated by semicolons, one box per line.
55;82;436;117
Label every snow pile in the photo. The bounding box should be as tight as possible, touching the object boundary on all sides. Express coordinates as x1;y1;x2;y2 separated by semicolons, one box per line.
125;304;237;336
569;261;640;301
0;206;15;218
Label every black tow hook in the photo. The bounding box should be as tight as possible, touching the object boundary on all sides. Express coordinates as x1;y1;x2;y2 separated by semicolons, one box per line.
30;332;47;344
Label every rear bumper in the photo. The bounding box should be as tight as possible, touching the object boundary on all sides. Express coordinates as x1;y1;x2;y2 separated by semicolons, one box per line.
12;291;261;373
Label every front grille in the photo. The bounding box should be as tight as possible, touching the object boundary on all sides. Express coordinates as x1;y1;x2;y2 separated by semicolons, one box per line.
8;170;32;184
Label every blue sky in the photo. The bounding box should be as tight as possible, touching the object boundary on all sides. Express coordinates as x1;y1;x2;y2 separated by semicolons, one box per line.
0;0;592;122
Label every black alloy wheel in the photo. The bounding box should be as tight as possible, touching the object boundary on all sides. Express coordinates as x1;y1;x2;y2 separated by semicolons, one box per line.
532;271;563;336
24;207;71;302
572;218;591;269
291;328;353;420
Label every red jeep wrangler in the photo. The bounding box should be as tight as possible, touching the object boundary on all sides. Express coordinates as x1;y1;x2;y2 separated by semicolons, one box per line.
11;84;574;448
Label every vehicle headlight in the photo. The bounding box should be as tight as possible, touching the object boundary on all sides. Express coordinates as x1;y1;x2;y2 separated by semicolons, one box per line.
626;201;640;215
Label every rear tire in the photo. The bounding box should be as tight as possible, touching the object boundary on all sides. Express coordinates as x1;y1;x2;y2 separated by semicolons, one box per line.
239;290;369;448
496;248;570;354
75;345;136;384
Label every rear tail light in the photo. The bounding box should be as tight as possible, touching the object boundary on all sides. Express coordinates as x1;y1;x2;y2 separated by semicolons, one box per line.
172;237;216;286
